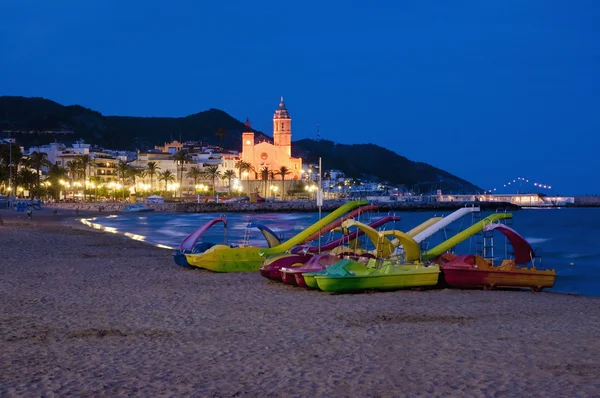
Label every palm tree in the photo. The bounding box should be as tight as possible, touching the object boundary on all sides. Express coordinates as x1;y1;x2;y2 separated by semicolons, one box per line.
222;169;236;195
76;154;92;202
16;168;37;197
128;167;144;193
28;151;51;190
0;142;23;190
117;161;129;199
46;164;68;201
204;166;222;195
235;160;253;194
88;175;102;201
276;166;291;200
65;159;81;198
215;128;228;148
260;167;272;198
158;170;175;192
145;162;160;193
66;160;80;180
186;166;203;192
173;150;191;198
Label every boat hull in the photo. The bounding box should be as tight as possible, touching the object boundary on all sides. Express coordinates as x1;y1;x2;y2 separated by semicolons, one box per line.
259;253;313;282
185;246;265;272
315;263;440;293
442;267;556;291
294;272;308;288
315;270;439;293
173;251;191;267
302;273;320;289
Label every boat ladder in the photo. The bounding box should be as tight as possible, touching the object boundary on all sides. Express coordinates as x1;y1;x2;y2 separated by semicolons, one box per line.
473;211;483;257
499;208;515;260
479;219;495;263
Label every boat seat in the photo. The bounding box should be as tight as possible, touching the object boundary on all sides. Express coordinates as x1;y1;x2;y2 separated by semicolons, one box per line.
497;259;516;271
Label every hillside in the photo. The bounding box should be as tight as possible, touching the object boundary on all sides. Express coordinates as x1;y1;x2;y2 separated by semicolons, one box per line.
292;139;479;193
0;96;480;193
0;96;270;150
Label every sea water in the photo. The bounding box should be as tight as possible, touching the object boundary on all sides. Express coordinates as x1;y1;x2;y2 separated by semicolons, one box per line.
89;207;600;297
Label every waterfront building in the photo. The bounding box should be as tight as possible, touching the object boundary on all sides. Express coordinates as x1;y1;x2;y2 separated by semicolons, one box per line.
25;140;126;183
241;97;302;180
130;143;241;194
436;193;575;207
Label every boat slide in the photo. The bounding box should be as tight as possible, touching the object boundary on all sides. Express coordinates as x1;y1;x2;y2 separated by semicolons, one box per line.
179;217;283;252
483;223;534;265
405;217;443;238
302;204;379;243
292;215;401;254
421;213;513;261
338;209;479;262
258;200;370;257
179;216;227;251
412;207;480;244
339;219;421;260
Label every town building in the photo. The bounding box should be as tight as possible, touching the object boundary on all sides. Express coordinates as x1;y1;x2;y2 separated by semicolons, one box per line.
241;97;302;180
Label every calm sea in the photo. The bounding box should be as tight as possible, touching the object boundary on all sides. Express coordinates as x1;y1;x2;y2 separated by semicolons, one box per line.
89;207;600;297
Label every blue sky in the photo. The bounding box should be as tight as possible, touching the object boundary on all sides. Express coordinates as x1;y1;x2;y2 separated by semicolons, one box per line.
1;0;599;194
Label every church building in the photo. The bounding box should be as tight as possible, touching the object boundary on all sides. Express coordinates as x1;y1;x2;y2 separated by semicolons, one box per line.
241;97;302;180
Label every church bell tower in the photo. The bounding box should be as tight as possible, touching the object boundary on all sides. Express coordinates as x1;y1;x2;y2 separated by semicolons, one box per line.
273;96;291;157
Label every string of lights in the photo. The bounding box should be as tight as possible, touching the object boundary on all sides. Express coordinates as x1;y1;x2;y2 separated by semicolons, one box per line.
485;177;553;194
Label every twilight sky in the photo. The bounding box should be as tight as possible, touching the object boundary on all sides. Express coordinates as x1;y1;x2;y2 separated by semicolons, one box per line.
1;0;599;194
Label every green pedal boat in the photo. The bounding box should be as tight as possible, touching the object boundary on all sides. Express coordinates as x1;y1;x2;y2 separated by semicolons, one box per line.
310;259;440;293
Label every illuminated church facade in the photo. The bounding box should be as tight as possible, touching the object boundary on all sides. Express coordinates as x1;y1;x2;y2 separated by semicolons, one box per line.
241;97;303;180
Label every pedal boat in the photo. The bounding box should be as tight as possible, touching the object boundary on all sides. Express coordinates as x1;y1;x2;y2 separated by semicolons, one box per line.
437;223;556;292
438;254;556;292
281;254;344;287
259;253;314;282
310;259;440;293
174;217;281;268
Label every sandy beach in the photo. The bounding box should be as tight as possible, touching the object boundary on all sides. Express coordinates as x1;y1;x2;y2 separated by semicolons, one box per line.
1;210;599;397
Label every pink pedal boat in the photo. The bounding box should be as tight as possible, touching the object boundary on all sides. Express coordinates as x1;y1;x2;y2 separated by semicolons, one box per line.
259;253;313;282
281;254;341;287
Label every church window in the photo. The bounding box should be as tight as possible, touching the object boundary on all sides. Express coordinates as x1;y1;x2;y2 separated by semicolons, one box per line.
281;122;284;130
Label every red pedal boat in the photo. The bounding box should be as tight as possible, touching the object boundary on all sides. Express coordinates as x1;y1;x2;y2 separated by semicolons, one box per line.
438;224;556;292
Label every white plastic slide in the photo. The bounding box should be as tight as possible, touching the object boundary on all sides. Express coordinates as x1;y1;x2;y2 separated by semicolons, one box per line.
412;206;481;243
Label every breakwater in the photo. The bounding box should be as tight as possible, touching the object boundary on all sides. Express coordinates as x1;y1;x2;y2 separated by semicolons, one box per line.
176;200;520;213
574;196;600;207
179;200;519;213
46;200;519;214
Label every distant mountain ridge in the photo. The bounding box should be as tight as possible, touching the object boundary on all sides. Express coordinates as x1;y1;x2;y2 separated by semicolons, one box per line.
0;96;481;193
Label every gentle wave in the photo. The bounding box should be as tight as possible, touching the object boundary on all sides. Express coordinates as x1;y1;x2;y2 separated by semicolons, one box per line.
525;237;551;244
563;252;600;260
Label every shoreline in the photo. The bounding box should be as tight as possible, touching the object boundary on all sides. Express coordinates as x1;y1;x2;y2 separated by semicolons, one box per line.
10;199;600;216
36;200;522;214
2;208;596;298
0;221;599;396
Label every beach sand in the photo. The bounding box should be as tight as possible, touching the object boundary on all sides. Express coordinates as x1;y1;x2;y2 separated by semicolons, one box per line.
1;211;599;397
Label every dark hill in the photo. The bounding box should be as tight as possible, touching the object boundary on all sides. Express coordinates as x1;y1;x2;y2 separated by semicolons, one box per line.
0;96;269;150
0;96;480;193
